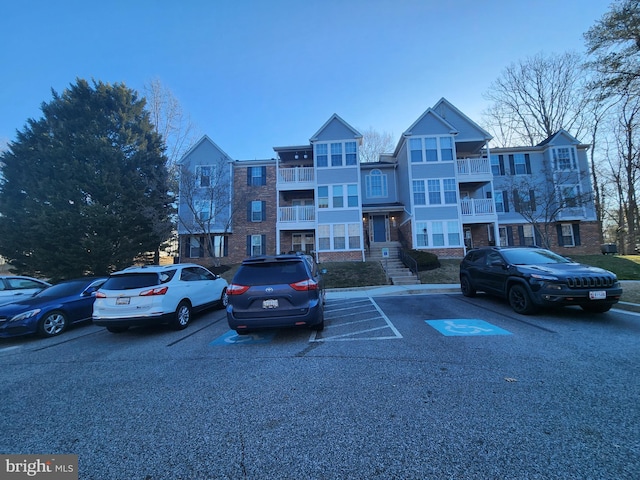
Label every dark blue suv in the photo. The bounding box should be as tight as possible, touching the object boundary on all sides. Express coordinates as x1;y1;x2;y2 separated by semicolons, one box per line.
459;247;622;314
226;254;325;334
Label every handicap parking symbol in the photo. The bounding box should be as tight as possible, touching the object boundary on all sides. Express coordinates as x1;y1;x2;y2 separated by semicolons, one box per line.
426;319;511;336
210;330;275;346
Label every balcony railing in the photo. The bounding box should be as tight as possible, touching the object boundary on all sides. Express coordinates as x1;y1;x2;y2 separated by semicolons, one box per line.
278;205;316;223
457;157;491;176
277;167;314;185
460;198;495;216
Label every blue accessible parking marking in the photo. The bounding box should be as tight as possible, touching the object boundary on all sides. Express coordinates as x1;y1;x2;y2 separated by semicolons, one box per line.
210;330;275;346
426;319;512;336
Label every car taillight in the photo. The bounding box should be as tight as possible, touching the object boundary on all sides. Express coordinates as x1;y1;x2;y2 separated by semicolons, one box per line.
95;292;107;298
290;279;318;291
140;286;168;296
228;284;250;295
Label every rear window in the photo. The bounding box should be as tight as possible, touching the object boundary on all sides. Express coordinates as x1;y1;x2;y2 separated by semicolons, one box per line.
102;272;164;290
233;261;308;286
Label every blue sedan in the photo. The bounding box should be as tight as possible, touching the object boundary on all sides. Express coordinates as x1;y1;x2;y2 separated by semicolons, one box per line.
0;277;106;338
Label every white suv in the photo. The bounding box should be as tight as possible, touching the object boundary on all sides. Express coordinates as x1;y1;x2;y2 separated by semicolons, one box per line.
93;264;228;333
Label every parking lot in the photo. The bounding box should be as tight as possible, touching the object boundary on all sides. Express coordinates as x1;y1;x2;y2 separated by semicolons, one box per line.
1;292;639;479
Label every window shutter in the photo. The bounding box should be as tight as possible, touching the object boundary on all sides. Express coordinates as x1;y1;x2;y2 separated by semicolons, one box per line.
525;154;532;174
572;224;581;246
199;236;204;257
261;166;267;185
261;234;267;255
517;226;525;245
556;224;565;246
513;189;521;212
499;155;505;175
534;227;542;246
184;238;191;258
223;236;229;256
503;190;510;213
261;201;266;221
507;226;514;246
247;202;252;221
246;236;251;256
508;155;515;175
529;189;536;210
246;168;251;186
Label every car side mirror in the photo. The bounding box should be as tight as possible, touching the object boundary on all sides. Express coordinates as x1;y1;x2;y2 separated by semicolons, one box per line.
490;259;505;267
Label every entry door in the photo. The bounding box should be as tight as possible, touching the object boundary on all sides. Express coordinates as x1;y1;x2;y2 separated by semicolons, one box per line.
372;215;387;242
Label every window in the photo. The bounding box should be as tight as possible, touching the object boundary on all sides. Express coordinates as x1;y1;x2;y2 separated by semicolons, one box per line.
495;191;505;213
348;223;360;249
366;169;387;197
332;185;344;207
513;154;528;175
560;184;580;208
247;235;265;256
523;225;535;245
491;155;505;176
560;223;575;246
347;184;359;207
413;180;426;205
316;144;328;167
197;166;212;187
195;200;214;222
416;222;428;247
447;221;461;246
318;186;329;208
189;237;202;258
246;166;266;186
440;137;453;161
553;147;577;171
333;224;345;249
250;201;265;222
331;143;343;167
425;138;438;162
427;179;441;205
432;222;445;246
345;141;357;165
443;178;457;204
318;225;330;250
499;227;509;246
410;138;423;163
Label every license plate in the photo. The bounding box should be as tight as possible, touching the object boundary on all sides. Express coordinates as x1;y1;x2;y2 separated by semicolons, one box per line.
262;299;279;309
116;297;130;305
589;291;607;300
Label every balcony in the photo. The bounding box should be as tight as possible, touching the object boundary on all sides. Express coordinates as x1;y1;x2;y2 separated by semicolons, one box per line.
277;167;315;190
278;205;316;229
460;198;497;222
457;157;492;180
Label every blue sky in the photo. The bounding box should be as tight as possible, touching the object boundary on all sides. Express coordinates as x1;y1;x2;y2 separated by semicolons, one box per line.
1;0;610;159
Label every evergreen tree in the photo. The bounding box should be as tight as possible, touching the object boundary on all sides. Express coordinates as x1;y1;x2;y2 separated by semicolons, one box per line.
0;79;173;280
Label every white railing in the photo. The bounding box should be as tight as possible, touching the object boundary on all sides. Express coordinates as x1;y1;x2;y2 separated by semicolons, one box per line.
460;198;495;216
278;167;314;184
278;205;316;223
457;157;491;176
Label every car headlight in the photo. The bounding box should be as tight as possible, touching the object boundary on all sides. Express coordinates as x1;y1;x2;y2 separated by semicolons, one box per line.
530;273;559;281
10;309;41;323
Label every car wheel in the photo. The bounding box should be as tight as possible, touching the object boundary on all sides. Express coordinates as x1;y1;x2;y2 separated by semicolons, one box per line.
581;304;612;313
171;301;191;330
106;326;129;333
460;275;476;297
38;311;67;337
508;284;537;315
217;287;228;309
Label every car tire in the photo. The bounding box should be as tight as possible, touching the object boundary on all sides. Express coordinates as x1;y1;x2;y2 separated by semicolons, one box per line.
106;326;129;333
508;284;537;315
217;287;228;309
581;304;612;313
460;275;476;297
171;301;191;330
38;311;67;337
235;329;251;335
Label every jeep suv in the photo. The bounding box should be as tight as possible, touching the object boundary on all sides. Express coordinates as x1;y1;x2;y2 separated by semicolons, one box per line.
93;264;228;333
459;247;622;314
226;254;325;334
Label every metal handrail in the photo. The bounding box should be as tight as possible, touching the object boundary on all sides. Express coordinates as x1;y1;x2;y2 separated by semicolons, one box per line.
398;247;419;276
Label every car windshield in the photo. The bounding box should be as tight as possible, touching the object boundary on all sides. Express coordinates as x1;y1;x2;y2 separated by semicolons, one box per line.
35;281;88;297
234;261;308;286
102;273;161;290
501;249;571;265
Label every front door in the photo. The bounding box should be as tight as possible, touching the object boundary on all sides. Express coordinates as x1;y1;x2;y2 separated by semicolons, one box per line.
372;215;387;242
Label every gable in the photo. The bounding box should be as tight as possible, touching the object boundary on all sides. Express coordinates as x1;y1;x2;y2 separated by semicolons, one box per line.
431;98;492;142
310;114;362;142
537;129;581;147
179;135;233;168
405;109;458;136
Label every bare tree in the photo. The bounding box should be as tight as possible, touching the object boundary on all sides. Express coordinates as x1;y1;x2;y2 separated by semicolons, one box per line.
482;52;589;147
359;127;395;163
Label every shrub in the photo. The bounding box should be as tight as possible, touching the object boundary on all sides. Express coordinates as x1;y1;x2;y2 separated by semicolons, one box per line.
405;249;441;271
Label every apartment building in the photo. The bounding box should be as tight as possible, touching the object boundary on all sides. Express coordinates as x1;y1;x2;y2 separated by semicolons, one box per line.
176;98;600;266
